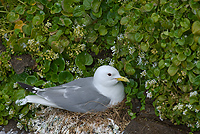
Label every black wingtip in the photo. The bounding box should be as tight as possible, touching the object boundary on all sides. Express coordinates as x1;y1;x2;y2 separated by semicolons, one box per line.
17;82;35;92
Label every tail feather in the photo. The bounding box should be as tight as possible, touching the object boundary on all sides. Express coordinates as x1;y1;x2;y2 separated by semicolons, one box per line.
17;82;37;93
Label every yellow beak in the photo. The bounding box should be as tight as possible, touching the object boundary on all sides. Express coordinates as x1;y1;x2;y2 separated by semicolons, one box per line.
116;76;130;82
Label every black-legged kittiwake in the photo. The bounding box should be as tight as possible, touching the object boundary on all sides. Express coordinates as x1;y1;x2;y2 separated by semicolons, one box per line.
17;65;130;113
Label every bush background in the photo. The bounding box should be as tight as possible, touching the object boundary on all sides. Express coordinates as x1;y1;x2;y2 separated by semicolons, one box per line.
0;0;200;132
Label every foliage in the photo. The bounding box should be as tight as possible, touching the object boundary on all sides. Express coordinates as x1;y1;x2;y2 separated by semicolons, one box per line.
0;0;200;132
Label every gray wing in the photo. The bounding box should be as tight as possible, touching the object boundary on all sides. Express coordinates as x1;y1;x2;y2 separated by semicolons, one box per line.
37;77;111;113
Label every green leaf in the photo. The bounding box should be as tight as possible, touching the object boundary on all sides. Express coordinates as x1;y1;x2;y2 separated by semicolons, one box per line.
14;37;29;52
137;91;145;99
51;41;65;53
83;0;92;10
184;48;191;56
34;80;45;86
180;18;190;29
196;61;200;69
143;3;154;12
27;6;37;14
186;62;195;70
98;25;107;36
188;71;195;83
192;21;200;35
25;75;38;85
58;71;73;84
22;24;33;36
75;52;93;70
125;63;135;75
194;75;200;86
0;104;5;111
177;53;186;61
7;12;19;22
151;13;160;22
36;35;46;42
172;57;181;66
15;5;25;15
73;5;85;17
53;57;65;72
120;17;129;25
51;3;62;14
140;42;149;52
48;30;63;45
91;44;99;55
189;96;198;104
118;6;125;15
106;36;115;45
134;33;143;42
125;2;134;11
91;0;101;13
13;89;26;101
177;38;185;46
51;73;58;82
157;95;167;101
154;68;160;77
43;60;51;73
158;59;165;69
168;64;179;76
92;7;102;18
20;106;29;116
32;15;44;25
87;30;97;43
112;26;119;37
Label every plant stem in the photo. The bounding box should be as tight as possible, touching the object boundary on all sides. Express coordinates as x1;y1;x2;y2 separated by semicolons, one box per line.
0;11;8;13
18;0;27;6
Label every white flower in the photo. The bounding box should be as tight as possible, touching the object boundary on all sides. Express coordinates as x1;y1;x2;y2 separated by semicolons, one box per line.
152;62;157;68
145;80;150;88
176;78;182;83
195;109;199;113
177;103;184;110
173;103;184;111
28;39;34;45
111;46;117;56
19;114;24;119
190;91;198;97
183;109;187;115
17;122;23;130
128;46;135;55
45;21;52;28
140;70;146;77
81;44;86;51
66;61;70;66
98;59;104;64
186;104;193;110
159;114;163;121
9;109;14;115
117;34;124;40
196;121;200;128
13;82;18;88
109;59;115;66
146;91;152;98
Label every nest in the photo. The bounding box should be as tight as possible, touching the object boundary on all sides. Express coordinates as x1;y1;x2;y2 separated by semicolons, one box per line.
28;99;131;134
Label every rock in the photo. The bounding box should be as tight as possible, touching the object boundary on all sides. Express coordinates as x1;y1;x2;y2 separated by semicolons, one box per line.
10;54;37;74
124;98;200;134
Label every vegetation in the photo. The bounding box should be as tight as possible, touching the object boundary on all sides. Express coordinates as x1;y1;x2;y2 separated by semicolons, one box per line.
0;0;200;132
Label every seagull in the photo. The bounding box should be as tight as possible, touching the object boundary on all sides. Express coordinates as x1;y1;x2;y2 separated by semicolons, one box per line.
17;65;129;113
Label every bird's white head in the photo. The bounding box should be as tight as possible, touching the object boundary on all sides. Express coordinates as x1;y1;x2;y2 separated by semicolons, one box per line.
93;65;129;87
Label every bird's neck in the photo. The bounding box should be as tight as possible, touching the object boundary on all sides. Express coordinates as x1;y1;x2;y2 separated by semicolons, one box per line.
93;81;125;106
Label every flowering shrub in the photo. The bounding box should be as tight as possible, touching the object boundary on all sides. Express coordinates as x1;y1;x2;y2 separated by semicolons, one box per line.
0;0;200;132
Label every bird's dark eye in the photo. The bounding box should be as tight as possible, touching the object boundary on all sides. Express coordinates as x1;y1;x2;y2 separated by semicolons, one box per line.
108;73;112;76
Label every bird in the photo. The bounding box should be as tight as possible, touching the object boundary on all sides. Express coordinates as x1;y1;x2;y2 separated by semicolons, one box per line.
17;65;130;113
